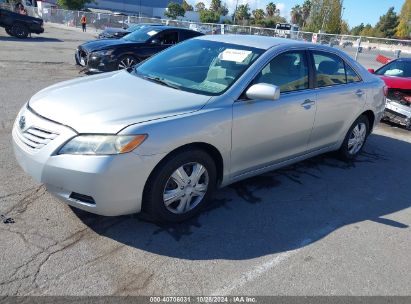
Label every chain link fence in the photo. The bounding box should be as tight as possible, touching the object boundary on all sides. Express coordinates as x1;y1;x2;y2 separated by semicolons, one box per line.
1;3;410;69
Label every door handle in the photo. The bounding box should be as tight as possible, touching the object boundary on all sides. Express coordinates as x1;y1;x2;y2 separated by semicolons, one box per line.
301;99;315;109
355;89;365;97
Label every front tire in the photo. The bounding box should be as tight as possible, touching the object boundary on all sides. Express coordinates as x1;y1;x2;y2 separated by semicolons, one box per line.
143;149;217;223
338;115;370;160
11;23;29;39
5;26;14;37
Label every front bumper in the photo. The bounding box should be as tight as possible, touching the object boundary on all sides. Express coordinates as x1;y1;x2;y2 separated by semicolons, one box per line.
383;99;411;128
75;48;117;73
12;106;164;216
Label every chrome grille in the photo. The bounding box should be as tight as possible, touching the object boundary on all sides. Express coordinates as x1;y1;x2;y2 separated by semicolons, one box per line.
16;126;59;150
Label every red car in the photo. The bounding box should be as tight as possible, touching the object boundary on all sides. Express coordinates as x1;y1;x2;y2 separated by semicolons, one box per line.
369;58;411;129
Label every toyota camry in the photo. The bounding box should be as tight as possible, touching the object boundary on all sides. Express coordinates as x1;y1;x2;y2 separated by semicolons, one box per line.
13;35;386;223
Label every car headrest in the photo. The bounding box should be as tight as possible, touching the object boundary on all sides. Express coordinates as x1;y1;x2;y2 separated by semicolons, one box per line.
318;60;338;75
270;55;296;74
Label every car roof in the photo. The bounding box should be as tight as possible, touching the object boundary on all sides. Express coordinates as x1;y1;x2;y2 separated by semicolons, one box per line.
128;23;163;27
140;25;196;32
394;58;411;62
194;34;309;50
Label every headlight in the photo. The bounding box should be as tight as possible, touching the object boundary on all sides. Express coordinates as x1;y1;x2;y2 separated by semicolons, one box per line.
58;135;147;155
91;49;114;57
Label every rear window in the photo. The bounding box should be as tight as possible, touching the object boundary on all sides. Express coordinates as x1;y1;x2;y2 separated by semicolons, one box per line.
313;51;361;87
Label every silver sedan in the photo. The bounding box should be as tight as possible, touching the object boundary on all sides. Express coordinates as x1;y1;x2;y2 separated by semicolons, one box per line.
12;35;386;223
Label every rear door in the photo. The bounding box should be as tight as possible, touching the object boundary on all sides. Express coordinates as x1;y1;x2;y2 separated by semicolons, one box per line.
307;50;366;151
135;30;179;60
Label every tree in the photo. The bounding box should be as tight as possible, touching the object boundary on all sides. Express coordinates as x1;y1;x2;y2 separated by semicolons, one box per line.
252;8;265;21
259;15;286;28
194;2;206;12
182;0;193;11
305;0;343;34
301;0;312;28
340;20;349;34
265;2;277;18
209;0;228;16
199;9;220;23
56;0;94;10
164;2;185;19
325;0;343;34
359;23;374;37
350;23;364;36
234;4;251;23
374;7;399;38
290;4;303;26
210;0;221;12
395;0;411;38
219;3;229;16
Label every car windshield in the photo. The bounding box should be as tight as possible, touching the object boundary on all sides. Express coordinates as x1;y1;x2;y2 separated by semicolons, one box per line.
133;39;264;95
375;60;411;78
122;27;162;42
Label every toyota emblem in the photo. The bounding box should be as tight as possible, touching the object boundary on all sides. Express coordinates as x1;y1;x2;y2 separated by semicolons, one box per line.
19;116;26;130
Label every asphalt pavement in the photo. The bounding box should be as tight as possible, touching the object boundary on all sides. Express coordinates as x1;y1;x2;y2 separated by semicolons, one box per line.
1;24;411;297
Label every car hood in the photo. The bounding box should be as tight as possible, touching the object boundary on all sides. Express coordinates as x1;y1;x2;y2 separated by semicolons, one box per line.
378;75;411;90
80;39;135;52
28;71;211;134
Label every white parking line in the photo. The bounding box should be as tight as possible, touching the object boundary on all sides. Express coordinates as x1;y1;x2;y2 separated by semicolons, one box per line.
211;226;334;295
211;251;297;296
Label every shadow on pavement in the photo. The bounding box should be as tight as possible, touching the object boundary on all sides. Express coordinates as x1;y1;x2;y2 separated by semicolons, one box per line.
74;133;411;260
0;35;63;42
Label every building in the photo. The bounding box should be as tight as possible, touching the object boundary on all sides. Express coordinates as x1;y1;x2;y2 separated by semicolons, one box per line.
86;0;182;18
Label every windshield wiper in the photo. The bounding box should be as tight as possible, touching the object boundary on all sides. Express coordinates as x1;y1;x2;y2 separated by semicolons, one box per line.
141;75;181;90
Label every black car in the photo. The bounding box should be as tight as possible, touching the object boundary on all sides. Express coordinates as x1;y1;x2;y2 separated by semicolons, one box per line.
98;23;163;39
0;8;44;38
75;26;204;73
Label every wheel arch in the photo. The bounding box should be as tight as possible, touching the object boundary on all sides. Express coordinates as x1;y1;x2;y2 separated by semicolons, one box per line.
361;109;375;133
142;142;224;204
118;52;141;61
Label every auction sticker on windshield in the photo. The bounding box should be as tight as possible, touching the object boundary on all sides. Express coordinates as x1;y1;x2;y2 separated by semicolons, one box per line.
147;30;158;36
219;49;252;63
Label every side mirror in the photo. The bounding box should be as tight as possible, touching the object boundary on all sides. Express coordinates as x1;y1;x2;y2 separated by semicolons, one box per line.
151;39;160;44
368;68;375;74
246;83;280;101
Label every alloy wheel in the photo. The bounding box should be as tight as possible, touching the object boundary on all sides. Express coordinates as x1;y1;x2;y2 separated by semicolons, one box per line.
118;56;137;70
163;162;209;214
347;122;367;155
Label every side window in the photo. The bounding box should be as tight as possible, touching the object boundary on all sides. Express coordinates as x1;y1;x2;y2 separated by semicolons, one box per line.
158;31;178;45
253;51;309;93
313;52;346;87
180;30;201;41
345;63;361;83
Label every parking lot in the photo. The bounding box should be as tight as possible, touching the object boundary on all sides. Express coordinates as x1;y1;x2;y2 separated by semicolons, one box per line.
1;25;411;296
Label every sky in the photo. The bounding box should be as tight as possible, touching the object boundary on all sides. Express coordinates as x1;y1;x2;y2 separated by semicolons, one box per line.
187;0;406;28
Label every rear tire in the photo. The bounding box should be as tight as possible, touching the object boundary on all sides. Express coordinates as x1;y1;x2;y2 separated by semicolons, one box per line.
143;149;217;223
5;26;14;37
11;23;29;39
117;55;139;70
338;115;370;160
